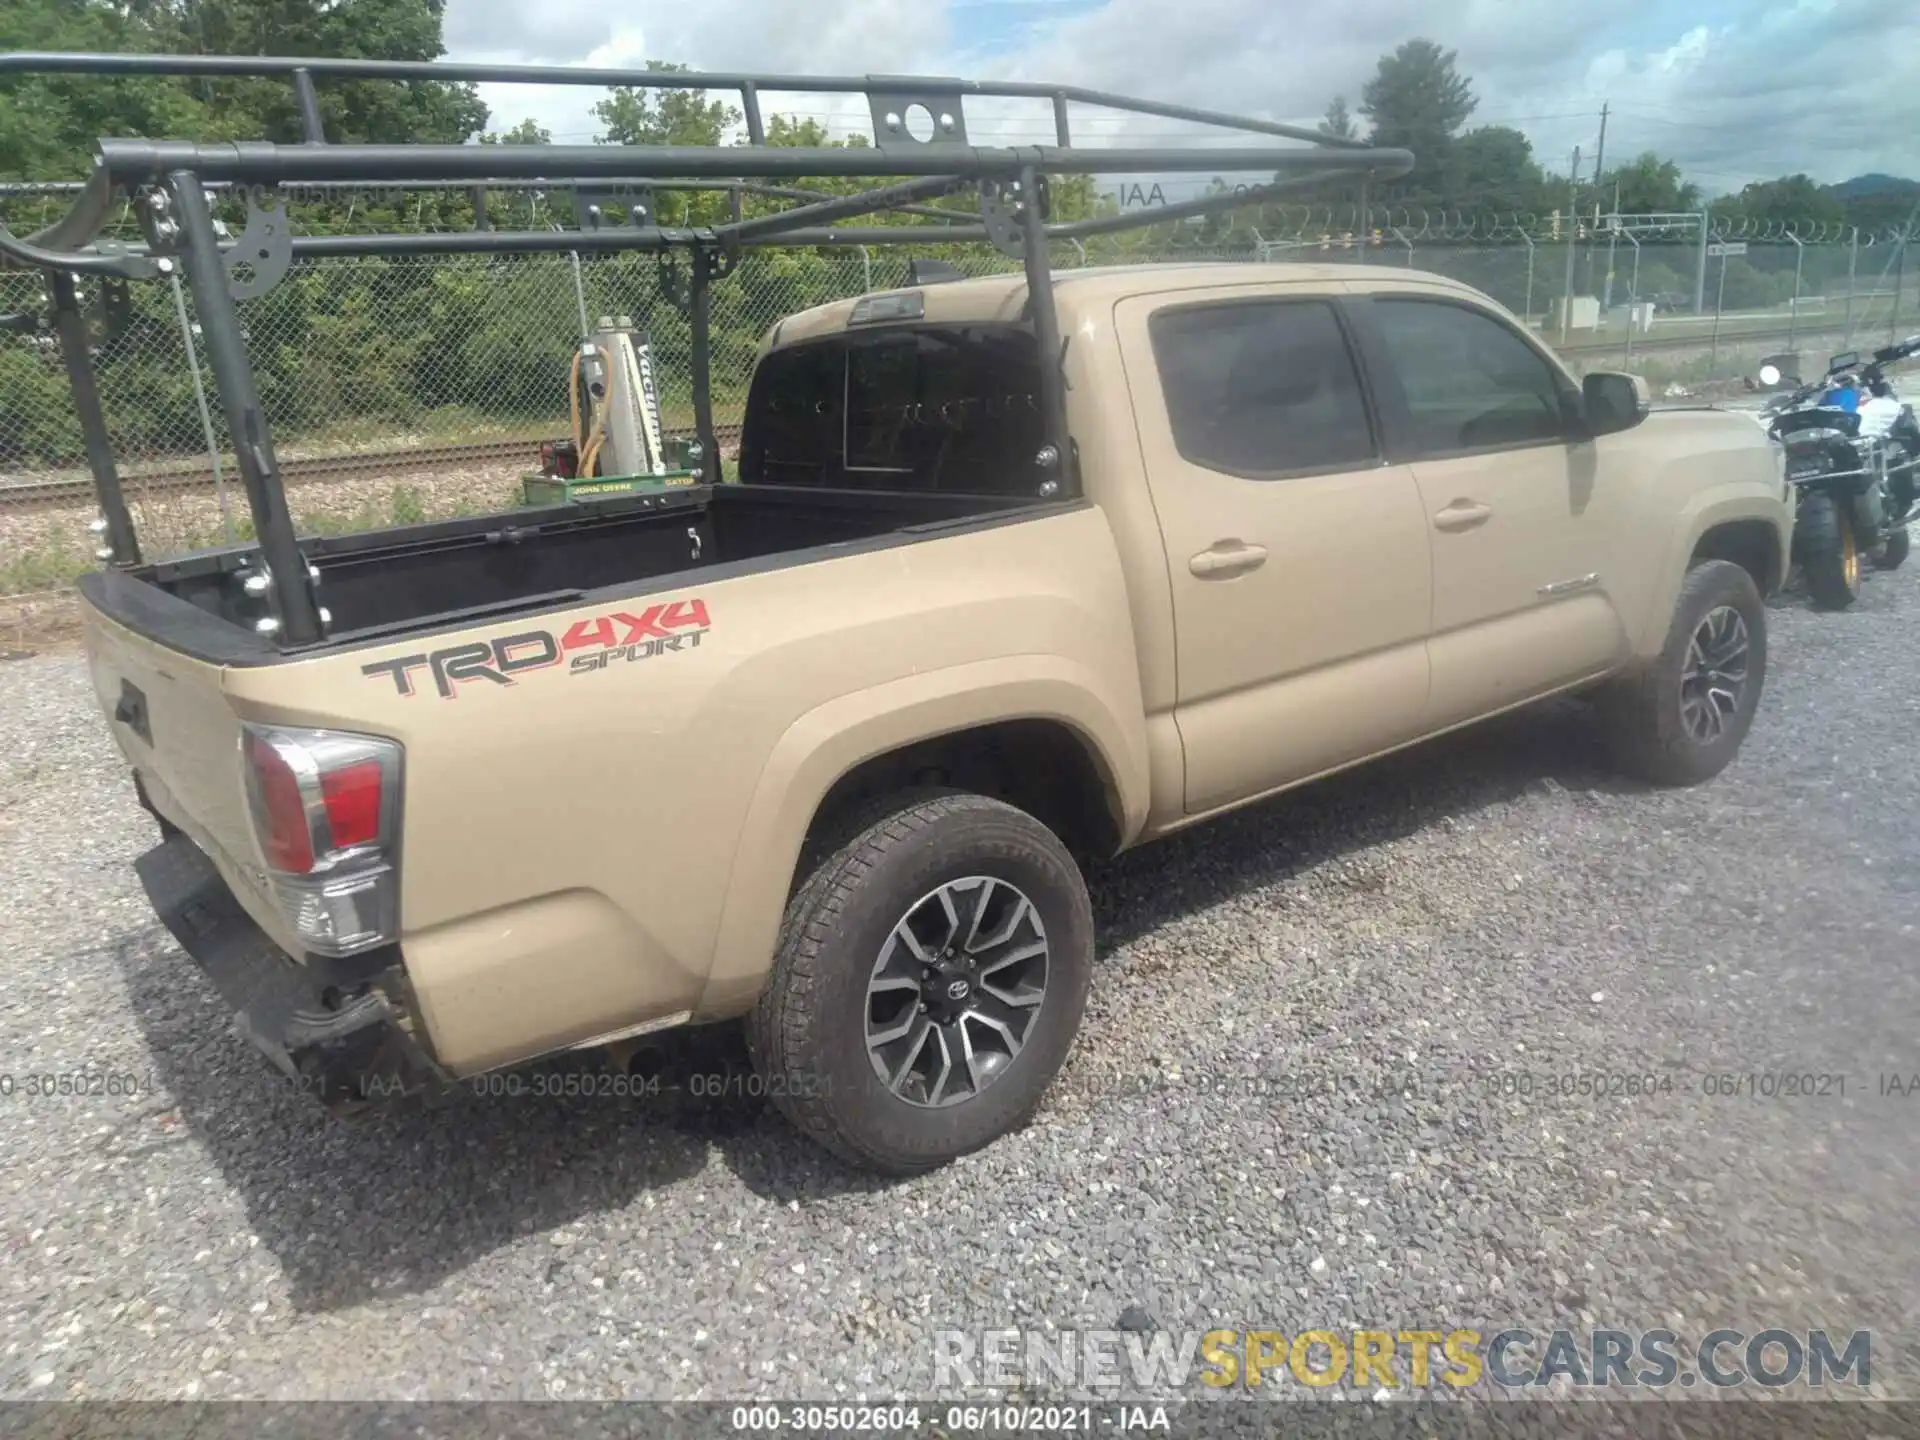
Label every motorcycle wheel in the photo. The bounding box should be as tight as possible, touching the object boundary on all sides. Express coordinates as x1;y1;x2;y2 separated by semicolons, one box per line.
1798;490;1862;610
1873;524;1910;571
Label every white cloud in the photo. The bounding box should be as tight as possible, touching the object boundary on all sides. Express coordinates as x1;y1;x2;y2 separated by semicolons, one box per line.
448;0;949;144
439;0;1920;194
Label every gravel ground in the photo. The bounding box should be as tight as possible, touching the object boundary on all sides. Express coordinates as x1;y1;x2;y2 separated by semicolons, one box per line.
1;557;1917;1410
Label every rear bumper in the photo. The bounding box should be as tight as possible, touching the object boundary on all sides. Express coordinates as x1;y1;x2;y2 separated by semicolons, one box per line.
134;834;448;1111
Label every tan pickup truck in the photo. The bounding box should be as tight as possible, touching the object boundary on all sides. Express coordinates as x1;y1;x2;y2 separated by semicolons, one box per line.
77;260;1793;1172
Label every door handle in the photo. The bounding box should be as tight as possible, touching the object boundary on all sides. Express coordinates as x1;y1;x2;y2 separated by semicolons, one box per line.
1433;498;1493;532
1189;541;1268;578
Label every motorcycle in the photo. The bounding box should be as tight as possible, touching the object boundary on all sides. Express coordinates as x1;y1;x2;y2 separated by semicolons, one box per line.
1757;334;1920;609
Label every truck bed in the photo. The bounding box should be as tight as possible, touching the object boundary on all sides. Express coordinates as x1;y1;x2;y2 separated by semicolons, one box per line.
78;482;1046;660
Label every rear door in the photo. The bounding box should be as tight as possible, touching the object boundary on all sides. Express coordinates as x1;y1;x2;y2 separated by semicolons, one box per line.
1116;285;1434;815
1346;291;1638;726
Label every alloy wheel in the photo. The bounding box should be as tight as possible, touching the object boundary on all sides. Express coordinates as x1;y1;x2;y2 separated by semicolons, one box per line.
864;875;1049;1108
1679;604;1750;744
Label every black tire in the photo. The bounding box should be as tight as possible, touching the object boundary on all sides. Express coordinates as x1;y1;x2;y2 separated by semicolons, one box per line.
746;789;1094;1175
1598;559;1767;787
1874;523;1910;571
1797;490;1861;609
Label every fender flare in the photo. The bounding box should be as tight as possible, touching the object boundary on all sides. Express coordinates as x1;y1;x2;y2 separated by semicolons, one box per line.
1635;490;1791;655
694;653;1150;1017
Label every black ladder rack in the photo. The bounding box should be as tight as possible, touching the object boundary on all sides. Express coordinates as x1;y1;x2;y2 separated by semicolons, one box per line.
0;49;1413;647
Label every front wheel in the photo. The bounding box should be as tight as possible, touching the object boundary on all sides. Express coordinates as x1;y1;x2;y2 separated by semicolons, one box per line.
1797;490;1862;609
1598;559;1767;787
747;790;1094;1175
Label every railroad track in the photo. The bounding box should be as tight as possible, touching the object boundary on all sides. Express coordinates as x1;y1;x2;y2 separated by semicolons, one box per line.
0;427;743;510
0;316;1891;510
1559;319;1857;359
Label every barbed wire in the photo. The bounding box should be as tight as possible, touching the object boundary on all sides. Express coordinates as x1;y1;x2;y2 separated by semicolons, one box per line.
1229;205;1909;245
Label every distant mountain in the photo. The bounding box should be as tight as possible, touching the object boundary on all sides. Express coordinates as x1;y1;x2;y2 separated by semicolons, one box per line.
1827;173;1919;199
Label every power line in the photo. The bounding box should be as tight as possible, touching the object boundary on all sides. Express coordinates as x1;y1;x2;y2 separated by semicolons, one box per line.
1605;106;1771;136
1472;110;1595;125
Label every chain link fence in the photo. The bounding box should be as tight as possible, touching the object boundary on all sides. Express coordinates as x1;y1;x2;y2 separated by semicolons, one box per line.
4;223;1916;605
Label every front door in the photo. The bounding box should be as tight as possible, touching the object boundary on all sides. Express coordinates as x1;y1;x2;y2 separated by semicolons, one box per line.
1117;287;1435;815
1352;292;1637;727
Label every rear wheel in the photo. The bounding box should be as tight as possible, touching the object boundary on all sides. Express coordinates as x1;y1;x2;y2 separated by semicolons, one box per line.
747;789;1094;1175
1599;559;1767;787
1873;523;1910;571
1798;490;1862;609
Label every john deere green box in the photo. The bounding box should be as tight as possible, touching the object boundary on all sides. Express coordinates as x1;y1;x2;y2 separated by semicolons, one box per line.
520;433;709;506
520;469;701;507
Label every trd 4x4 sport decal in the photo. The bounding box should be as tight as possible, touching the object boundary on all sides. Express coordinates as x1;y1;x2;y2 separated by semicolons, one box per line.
362;598;711;698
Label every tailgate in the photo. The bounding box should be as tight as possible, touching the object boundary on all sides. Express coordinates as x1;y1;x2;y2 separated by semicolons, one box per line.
82;605;295;952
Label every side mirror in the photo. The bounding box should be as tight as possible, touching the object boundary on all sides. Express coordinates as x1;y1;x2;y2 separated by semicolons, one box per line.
1582;370;1651;436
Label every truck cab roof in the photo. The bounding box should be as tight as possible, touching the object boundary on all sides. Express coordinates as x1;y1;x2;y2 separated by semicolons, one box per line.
765;260;1481;350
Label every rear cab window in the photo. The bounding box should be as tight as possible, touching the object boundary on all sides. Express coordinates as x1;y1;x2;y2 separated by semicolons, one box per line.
739;324;1049;495
1148;299;1377;478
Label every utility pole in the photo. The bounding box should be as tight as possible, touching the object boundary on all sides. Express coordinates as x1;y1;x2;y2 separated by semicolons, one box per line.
1592;102;1609;193
1693;207;1711;316
1604;175;1622;310
1584;103;1609;302
1561;145;1581;342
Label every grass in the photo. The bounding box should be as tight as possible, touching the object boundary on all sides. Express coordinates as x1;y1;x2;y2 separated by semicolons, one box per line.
0;549;92;596
0;480;531;598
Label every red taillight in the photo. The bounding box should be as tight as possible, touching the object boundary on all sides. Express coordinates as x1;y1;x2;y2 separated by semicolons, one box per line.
238;724;403;958
320;759;384;852
241;725;399;877
244;731;315;874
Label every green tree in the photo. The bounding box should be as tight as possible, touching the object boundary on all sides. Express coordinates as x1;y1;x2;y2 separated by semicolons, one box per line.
1714;173;1844;229
1318;96;1356;141
1359;38;1477;200
1603;152;1700;215
1827;178;1919;233
1451;126;1546;213
0;0;487;179
591;63;743;227
152;0;485;146
1717;256;1794;308
594;64;741;147
480;118;553;146
739;112;1103;230
0;2;209;178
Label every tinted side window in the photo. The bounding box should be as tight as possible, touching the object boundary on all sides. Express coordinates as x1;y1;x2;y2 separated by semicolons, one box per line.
739;326;1047;494
1372;298;1569;454
1150;300;1376;477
